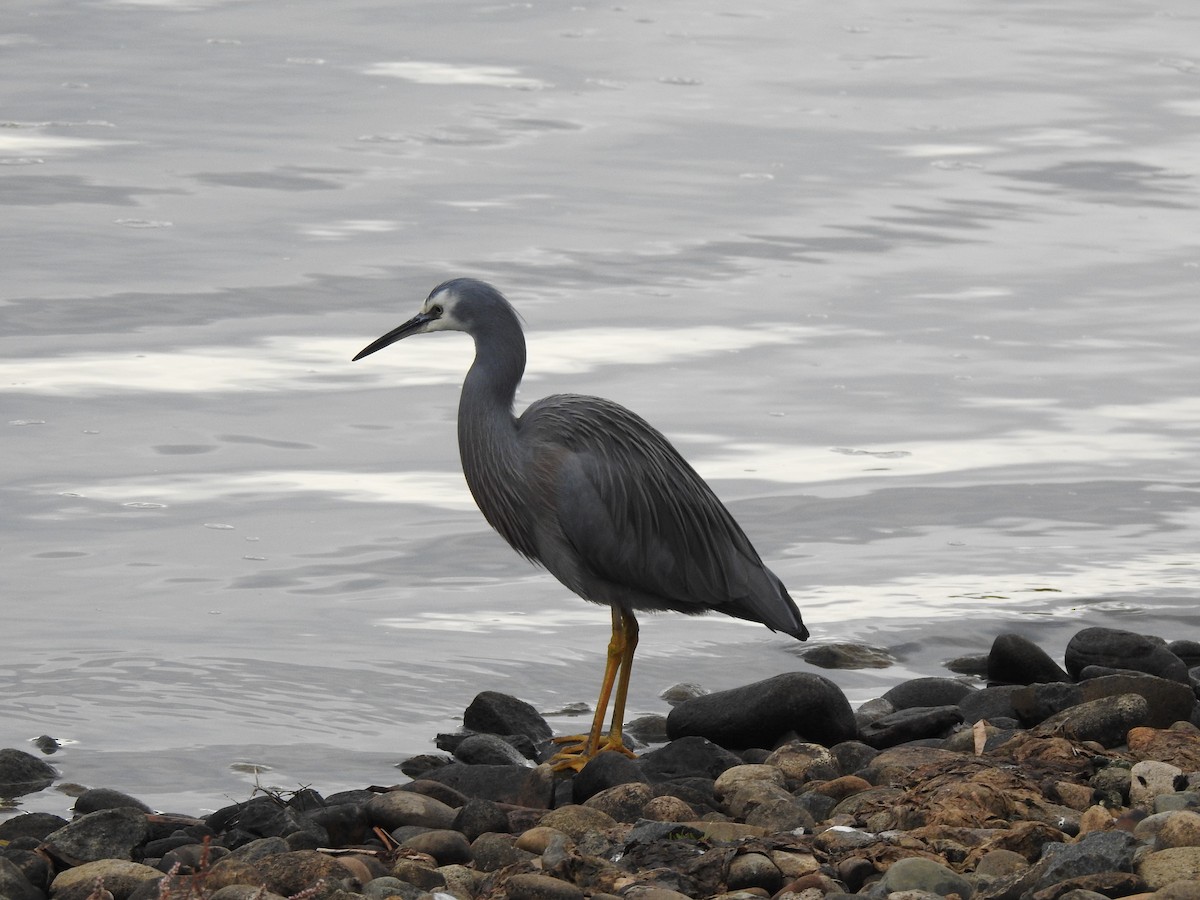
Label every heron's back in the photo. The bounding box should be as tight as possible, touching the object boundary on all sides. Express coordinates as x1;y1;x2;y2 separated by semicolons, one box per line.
515;394;808;640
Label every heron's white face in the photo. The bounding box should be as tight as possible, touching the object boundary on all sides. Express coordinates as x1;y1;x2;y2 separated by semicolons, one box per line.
416;285;466;333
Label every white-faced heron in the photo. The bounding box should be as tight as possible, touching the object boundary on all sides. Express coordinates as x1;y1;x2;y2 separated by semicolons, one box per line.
353;278;809;768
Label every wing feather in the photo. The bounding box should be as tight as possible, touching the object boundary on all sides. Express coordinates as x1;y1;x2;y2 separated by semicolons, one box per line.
519;394;806;637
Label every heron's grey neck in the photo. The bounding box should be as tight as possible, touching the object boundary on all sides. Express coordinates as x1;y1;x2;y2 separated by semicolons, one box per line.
456;309;533;553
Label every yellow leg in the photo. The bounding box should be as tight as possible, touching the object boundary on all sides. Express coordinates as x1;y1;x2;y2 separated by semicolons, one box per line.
550;607;639;771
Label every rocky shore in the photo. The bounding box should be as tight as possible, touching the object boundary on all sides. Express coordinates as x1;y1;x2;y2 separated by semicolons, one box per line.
3;625;1200;900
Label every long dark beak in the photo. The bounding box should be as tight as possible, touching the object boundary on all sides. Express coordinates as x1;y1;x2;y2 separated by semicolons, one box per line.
352;311;438;361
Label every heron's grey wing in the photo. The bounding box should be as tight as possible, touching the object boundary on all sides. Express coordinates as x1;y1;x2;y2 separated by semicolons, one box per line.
522;395;805;637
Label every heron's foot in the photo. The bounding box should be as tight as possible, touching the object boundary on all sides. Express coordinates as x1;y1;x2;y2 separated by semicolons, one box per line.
548;732;636;772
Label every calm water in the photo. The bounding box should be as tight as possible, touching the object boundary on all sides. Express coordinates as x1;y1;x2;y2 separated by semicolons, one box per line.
3;0;1198;817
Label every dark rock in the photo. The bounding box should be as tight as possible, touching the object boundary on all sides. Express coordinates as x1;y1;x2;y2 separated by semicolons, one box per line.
582;782;654;823
1012;682;1085;725
451;796;510;841
639;736;743;782
0;857;43;900
227;835;290;862
453;732;534;766
401;777;469;809
726;851;782;892
882;676;975;709
665;672;856;750
0;811;68;842
0;748;57;797
858;705;963;749
791;789;838;823
624;714;669;744
1033;693;1150;748
361;877;421;900
73;787;154;815
1065;627;1188;683
397;753;453;778
1169;640;1200;666
1030;830;1138;892
625;820;706;844
463;691;553;744
1077;672;1197;728
43;807;150;863
831;740;878;775
856;745;962;785
205;795;305;838
418;762;553;807
743;796;817;832
303;801;370;846
470;832;536;872
988;633;1072;685
572;750;648;803
0;847;52;893
960;684;1024;723
945;652;990;677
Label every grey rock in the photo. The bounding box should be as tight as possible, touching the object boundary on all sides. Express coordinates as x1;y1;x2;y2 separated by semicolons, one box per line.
470;832;536;872
959;684;1023;724
48;859;164;900
665;672;856;750
858;705;963;749
452;796;511;841
453;732;534;766
1077;672;1197;728
1065;626;1188;683
43;807;150;863
1033;692;1149;748
228;835;291;861
462;691;553;744
1030;829;1138;891
743;796;816;832
504;872;585;900
876;855;973;897
802;642;893;670
362;879;420;900
418;761;553;807
399;828;472;865
396;752;453;778
0;748;57;797
364;790;457;830
624;713;669;744
882;676;975;709
209;888;288;900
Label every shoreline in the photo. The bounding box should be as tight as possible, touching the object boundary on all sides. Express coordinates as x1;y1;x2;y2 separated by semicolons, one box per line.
3;624;1200;899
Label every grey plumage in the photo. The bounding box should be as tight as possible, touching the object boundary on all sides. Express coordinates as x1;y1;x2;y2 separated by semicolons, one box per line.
354;278;808;765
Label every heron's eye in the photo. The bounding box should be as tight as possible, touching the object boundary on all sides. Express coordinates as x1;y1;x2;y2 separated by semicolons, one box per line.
430;304;444;317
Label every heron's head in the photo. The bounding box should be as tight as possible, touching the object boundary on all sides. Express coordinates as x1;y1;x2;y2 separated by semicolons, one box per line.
353;278;512;361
